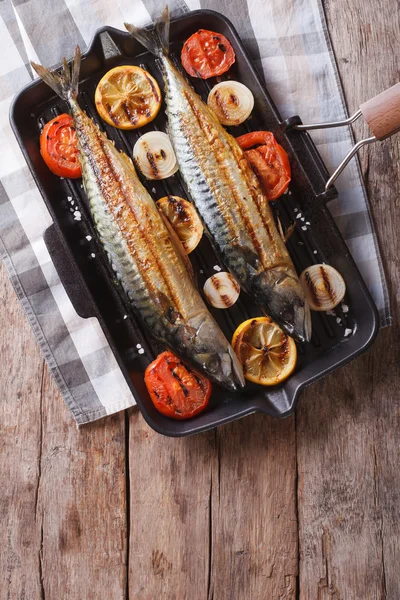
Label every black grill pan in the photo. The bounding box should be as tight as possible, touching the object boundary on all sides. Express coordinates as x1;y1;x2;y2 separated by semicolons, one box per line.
10;10;379;436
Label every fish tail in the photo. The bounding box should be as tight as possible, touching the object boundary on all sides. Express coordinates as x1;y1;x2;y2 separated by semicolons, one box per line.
125;5;170;56
31;46;81;101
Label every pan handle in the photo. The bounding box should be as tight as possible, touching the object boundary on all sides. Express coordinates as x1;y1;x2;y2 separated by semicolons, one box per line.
43;224;96;319
360;82;400;140
289;82;400;189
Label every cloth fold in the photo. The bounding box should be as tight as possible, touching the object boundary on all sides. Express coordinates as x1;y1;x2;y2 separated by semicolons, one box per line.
0;0;391;424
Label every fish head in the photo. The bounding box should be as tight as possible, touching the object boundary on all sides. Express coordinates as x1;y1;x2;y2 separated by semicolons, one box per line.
253;267;312;343
175;313;245;391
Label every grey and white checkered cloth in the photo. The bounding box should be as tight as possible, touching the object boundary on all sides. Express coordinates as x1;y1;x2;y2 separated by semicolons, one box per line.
0;0;391;424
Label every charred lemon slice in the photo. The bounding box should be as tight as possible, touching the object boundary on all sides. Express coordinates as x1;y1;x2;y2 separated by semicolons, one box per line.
95;65;161;130
232;317;297;386
157;196;203;254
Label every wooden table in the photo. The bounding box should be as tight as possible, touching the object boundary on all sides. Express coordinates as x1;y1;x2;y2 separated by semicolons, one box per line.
1;0;399;597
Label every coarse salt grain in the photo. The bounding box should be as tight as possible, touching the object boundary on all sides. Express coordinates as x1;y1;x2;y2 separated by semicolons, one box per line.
344;328;352;337
296;213;302;219
342;304;349;313
301;225;307;231
136;343;142;349
336;317;342;324
294;208;298;212
91;253;96;258
86;235;92;241
138;348;145;355
67;196;72;202
213;265;222;272
313;250;318;254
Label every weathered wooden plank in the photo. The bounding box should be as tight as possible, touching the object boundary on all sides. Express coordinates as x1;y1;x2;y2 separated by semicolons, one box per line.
128;410;214;600
38;370;127;599
0;262;128;600
297;0;400;597
0;262;44;599
209;414;298;600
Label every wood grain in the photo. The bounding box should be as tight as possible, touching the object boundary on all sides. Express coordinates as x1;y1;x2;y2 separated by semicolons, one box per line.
209;414;298;600
0;262;44;599
297;0;400;598
128;410;213;600
361;82;400;140
128;411;298;599
0;259;128;600
38;371;127;600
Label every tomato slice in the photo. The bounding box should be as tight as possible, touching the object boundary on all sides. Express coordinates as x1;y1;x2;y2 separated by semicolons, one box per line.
236;131;291;200
144;351;212;420
40;113;82;179
181;29;235;79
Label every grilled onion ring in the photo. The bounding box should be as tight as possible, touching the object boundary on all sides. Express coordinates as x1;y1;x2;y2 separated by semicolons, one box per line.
300;264;346;311
203;272;240;309
133;131;178;180
207;81;254;126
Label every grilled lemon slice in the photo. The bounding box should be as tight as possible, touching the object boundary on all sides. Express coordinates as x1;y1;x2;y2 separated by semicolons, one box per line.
232;317;297;386
157;196;203;254
95;65;161;130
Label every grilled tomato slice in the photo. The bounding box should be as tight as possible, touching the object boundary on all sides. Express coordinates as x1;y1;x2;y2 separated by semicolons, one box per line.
40;114;81;179
236;131;291;200
157;196;203;254
144;351;212;419
181;29;235;78
232;317;297;386
95;65;161;130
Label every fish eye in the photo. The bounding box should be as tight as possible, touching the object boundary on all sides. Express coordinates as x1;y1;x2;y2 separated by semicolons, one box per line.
207;357;220;373
280;308;293;323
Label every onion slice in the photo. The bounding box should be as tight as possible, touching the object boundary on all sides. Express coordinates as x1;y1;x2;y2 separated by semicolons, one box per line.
207;81;254;126
203;272;240;309
300;264;346;312
133;131;178;180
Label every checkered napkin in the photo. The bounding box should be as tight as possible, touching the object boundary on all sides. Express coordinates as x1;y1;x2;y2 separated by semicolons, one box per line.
0;0;391;424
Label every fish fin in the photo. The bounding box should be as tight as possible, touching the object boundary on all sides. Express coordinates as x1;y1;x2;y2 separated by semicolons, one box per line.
119;151;138;175
158;208;196;283
277;218;296;244
238;245;260;271
284;222;296;243
125;5;170;56
155;291;181;324
277;217;285;243
31;46;81;101
228;345;245;387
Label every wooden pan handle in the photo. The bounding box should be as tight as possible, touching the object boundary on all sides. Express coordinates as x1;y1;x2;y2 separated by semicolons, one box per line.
360;82;400;140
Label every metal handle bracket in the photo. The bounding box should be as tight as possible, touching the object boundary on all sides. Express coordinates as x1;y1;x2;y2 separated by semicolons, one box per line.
292;110;376;190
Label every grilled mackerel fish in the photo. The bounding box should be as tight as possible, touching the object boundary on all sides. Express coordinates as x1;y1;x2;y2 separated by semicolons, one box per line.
126;9;312;343
31;49;244;391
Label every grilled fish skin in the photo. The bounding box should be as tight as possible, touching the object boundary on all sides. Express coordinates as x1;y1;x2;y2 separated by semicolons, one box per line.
125;8;312;343
31;49;244;390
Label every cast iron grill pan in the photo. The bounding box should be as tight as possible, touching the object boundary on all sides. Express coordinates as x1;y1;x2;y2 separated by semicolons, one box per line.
10;10;379;436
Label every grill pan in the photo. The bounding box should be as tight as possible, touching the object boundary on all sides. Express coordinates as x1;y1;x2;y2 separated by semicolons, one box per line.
10;10;379;436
